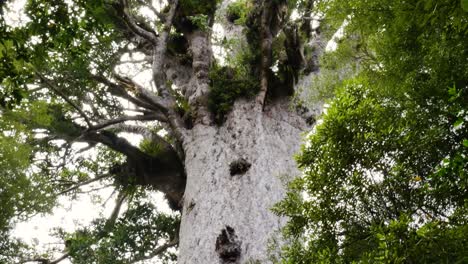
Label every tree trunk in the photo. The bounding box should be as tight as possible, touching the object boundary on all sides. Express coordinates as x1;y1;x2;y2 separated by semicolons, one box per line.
178;99;309;263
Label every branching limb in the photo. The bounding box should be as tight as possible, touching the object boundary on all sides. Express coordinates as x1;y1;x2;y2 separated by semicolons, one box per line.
56;174;111;196
92;74;161;112
112;74;169;110
120;0;158;45
152;0;178;98
147;0;187;141
80;130;147;160
111;1;186;141
110;75;187;141
48;254;70;264
103;123;152;135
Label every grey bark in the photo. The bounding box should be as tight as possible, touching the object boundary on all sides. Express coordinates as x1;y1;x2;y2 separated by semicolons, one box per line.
178;99;309;264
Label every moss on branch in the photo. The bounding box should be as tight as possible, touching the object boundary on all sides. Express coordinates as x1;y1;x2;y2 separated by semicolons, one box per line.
208;48;260;124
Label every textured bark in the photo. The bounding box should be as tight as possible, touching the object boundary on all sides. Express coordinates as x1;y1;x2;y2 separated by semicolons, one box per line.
178;99;309;263
185;30;213;125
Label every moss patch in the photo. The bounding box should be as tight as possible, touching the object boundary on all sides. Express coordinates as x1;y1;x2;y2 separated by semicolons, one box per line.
208;48;259;124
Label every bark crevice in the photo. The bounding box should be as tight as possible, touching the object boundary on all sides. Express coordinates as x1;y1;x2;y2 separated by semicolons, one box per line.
216;226;242;264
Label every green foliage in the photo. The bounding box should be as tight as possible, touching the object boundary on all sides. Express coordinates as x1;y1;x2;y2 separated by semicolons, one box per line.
139;138;163;157
179;0;221;16
0;115;57;262
226;0;252;25
62;197;179;264
462;0;468;11
1;0;126;118
208;48;259;124
275;0;468;263
0;0;136;260
187;14;210;31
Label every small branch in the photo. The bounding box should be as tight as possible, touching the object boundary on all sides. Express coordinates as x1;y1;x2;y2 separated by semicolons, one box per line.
49;253;70;264
19;192;128;264
104;191;127;230
16;252;70;264
36;73;92;128
56;174;111;196
120;0;158;45
129;238;179;263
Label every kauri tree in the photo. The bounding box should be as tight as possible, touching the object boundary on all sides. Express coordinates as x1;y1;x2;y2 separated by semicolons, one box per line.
0;0;322;263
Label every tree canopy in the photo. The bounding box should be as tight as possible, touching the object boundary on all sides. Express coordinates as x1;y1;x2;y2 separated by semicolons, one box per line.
275;0;468;263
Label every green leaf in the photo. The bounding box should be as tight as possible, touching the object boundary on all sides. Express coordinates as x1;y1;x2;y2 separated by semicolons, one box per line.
463;139;468;147
462;0;468;11
454;118;464;128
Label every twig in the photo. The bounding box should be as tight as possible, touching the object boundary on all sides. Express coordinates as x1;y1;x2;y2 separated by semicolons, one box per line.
129;237;179;263
56;174;111;196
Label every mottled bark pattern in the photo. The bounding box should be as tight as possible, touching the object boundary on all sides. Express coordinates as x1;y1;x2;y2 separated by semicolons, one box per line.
178;99;309;263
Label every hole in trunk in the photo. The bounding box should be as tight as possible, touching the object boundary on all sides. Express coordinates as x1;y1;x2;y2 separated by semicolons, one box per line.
229;158;251;176
215;226;241;263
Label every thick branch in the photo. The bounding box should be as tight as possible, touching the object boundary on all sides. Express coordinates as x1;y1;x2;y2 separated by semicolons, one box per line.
113;74;169;110
120;0;158;45
90;113;167;131
256;1;274;110
78;129;185;208
184;30;213;125
147;0;187;140
92;74;161;112
104;191;127;230
152;0;178;98
80;130;147;160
